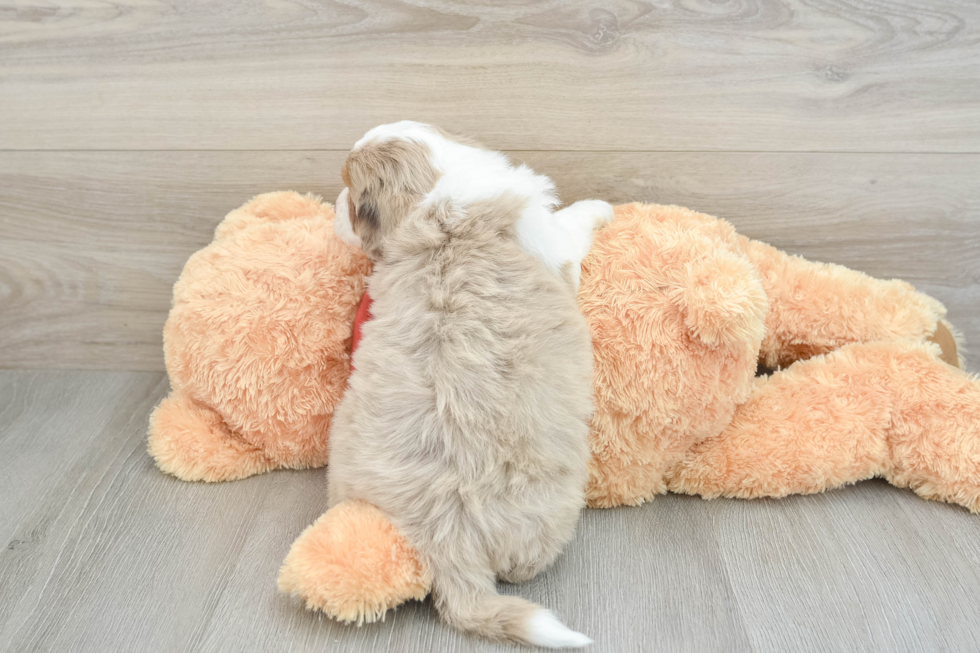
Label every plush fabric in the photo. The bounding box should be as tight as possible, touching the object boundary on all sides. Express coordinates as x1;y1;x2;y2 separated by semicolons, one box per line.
148;194;974;625
148;192;372;481
741;236;952;369
277;499;431;624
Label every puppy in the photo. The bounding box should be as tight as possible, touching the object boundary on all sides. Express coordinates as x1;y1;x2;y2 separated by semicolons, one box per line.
329;121;612;648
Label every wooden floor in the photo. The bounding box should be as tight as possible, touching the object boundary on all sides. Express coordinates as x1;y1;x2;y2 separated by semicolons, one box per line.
2;1;980;651
4;370;980;653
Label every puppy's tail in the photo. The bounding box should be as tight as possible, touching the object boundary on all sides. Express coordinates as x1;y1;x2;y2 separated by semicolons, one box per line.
430;551;591;648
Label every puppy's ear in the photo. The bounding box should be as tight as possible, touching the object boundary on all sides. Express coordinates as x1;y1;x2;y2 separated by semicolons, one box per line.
348;186;383;259
342;138;439;260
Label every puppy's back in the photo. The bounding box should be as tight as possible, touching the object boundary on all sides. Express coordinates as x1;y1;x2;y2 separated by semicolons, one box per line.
329;194;593;648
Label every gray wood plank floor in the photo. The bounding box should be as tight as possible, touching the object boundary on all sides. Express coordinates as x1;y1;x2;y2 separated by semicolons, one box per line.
3;370;980;652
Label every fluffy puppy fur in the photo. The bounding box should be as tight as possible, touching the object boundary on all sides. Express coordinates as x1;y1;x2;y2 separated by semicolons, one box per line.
334;121;613;291
327;122;611;648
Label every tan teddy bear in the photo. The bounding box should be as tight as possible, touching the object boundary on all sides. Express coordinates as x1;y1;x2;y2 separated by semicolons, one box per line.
147;192;976;626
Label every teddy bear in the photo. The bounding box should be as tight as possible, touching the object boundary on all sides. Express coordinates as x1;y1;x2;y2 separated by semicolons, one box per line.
147;191;978;626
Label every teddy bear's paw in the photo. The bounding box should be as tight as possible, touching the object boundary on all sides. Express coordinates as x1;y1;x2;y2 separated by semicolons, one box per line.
147;392;278;482
278;500;431;624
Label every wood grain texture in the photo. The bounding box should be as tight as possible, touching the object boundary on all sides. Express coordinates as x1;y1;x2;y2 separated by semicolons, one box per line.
710;483;980;652
2;0;980;151
3;371;980;652
1;150;977;370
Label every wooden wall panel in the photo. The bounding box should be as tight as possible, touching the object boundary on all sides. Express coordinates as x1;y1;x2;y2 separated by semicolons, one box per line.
2;151;976;370
1;0;979;151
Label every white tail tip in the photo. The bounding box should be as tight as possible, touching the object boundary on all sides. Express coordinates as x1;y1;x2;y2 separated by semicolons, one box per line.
525;609;592;648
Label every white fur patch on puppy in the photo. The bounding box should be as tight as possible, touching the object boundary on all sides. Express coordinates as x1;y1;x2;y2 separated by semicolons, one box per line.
525;610;593;649
529;198;615;290
558;199;615;233
350;120;612;292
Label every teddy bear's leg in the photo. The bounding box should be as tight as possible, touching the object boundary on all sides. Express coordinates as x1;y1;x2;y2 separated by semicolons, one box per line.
740;237;963;369
147;391;279;482
278;500;431;623
665;341;980;512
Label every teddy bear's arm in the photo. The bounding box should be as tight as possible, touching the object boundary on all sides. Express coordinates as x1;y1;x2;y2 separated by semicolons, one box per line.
739;237;958;370
665;340;980;512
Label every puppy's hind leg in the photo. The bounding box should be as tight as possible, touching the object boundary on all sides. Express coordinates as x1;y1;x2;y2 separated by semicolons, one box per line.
429;531;590;648
494;529;566;585
497;560;548;584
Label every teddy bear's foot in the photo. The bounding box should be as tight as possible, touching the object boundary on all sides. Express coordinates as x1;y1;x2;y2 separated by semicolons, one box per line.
278;500;431;624
928;319;965;369
147;391;278;482
881;342;980;511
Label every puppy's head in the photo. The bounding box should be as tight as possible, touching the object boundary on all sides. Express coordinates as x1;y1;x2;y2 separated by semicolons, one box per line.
334;122;444;260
